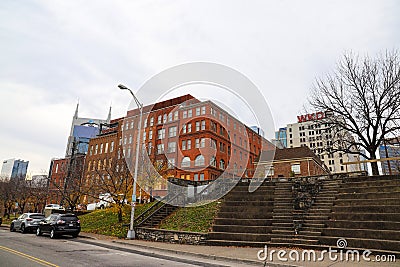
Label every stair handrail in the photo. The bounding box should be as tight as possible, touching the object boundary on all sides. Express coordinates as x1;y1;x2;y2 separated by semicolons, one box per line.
134;193;181;227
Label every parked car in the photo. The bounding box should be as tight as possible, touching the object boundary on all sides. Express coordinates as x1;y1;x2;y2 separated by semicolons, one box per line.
86;203;96;211
44;203;65;217
10;213;45;233
36;213;80;239
44;204;65;210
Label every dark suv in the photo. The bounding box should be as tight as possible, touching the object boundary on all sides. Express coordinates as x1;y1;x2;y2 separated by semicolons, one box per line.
36;213;81;239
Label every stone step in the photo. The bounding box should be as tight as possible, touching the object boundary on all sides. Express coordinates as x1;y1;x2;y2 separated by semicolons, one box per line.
271;222;292;227
214;218;273;226
325;220;400;230
340;185;400;194
322;228;400;241
337;191;400;199
302;223;325;228
212;225;272;234
271;237;319;245
332;205;400;213
272;229;294;235
222;200;275;205
272;215;294;220
308;208;331;213
224;195;275;201
206;240;266;247
217;212;273;219
318;190;338;194
339;178;400;187
335;198;400;206
330;212;400;221
219;206;274;213
298;230;322;236
208;232;271;242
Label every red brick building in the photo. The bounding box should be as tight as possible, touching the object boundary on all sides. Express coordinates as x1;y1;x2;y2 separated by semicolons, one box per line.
81;94;274;199
260;147;329;178
48;154;86;205
120;94;273;181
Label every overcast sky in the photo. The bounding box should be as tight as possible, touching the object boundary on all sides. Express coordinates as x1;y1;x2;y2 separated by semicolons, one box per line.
0;0;399;174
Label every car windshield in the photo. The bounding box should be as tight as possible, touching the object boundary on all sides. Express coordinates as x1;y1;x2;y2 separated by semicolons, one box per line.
30;215;45;219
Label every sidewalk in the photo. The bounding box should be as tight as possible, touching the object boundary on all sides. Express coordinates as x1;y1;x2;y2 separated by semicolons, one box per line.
79;232;398;267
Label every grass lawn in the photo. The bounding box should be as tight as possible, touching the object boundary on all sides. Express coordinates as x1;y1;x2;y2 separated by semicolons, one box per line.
79;203;153;238
158;200;221;233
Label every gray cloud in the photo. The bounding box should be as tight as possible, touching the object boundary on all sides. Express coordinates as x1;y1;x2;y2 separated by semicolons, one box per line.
0;0;399;173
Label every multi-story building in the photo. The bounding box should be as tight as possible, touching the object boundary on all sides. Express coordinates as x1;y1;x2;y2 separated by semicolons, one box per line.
285;112;361;174
83;94;273;199
379;137;400;175
0;158;29;179
65;102;111;156
272;127;287;148
48;103;112;205
261;146;329;178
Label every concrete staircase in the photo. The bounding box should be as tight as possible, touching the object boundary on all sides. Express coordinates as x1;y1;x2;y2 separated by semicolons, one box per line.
269;182;297;245
207;180;276;246
318;175;400;252
137;203;178;228
207;175;400;254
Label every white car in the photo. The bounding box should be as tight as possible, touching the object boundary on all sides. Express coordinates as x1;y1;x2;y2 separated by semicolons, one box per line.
44;204;65;210
86;203;97;211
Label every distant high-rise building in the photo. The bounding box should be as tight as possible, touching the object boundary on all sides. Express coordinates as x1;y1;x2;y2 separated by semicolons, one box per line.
285;112;361;174
1;158;29;179
379;137;400;175
250;126;265;138
65;102;111;156
272;127;287;148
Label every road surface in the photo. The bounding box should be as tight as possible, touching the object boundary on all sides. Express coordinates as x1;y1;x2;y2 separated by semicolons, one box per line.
0;227;243;267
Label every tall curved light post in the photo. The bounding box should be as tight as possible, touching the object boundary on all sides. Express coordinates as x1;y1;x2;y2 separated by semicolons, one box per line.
118;84;143;239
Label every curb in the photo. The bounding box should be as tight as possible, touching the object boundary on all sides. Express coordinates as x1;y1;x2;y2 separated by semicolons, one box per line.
111;240;296;267
77;232;292;266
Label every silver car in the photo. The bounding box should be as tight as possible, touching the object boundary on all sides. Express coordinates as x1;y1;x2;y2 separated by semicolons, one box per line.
10;213;45;233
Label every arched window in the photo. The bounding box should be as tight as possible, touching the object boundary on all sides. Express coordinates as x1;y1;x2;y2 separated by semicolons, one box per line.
195;155;205;166
181;157;191;168
210;156;216;167
219;159;225;170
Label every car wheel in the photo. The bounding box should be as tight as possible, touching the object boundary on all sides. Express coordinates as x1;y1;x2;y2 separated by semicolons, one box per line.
36;227;42;236
10;223;15;232
72;233;79;238
50;229;57;239
20;224;26;234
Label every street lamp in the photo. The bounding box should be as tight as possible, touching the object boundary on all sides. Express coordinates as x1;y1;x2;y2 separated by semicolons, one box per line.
118;84;143;239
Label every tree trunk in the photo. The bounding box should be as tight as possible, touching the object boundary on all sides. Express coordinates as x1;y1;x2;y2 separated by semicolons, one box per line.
369;152;380;176
117;205;123;223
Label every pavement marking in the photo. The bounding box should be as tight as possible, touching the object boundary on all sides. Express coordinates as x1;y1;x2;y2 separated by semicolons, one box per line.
0;245;59;267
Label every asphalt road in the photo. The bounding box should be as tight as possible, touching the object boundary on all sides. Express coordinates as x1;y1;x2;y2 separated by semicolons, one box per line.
0;228;237;267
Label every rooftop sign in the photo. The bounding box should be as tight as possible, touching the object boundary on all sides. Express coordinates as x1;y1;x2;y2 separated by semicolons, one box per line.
297;111;325;123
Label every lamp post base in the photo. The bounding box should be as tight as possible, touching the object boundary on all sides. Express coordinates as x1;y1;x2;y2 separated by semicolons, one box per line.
127;229;135;239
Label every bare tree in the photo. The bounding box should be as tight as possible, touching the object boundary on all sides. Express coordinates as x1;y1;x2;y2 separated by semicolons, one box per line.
14;177;31;213
51;155;92;211
309;51;400;175
137;148;170;202
94;155;133;223
0;176;16;218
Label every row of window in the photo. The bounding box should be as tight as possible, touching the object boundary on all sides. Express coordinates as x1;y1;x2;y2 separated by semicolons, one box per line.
181;156;226;169
122;105;247;135
89;141;115;156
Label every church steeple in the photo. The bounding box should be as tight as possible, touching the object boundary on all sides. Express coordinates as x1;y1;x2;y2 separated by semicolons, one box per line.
74;100;79;119
107;105;112;122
